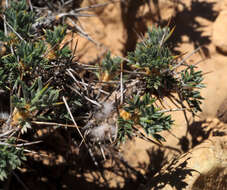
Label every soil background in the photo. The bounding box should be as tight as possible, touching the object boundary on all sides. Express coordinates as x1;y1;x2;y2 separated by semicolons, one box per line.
6;0;227;189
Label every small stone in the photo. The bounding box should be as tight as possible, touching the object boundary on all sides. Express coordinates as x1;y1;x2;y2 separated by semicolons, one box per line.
206;117;213;123
211;118;220;126
196;136;203;142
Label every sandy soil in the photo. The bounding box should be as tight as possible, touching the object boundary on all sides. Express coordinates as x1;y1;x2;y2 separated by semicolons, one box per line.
71;0;227;188
7;0;227;189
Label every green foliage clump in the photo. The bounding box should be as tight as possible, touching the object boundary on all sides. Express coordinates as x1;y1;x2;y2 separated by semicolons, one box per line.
0;139;26;181
11;78;60;130
180;65;205;113
117;27;205;142
0;0;73;119
118;94;173;142
0;0;77;179
127;27;176;92
101;52;121;73
99;51;121;81
3;0;35;38
45;26;71;58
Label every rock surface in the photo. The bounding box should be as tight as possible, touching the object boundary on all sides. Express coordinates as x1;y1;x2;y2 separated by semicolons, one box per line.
217;97;227;123
213;11;227;54
143;130;227;190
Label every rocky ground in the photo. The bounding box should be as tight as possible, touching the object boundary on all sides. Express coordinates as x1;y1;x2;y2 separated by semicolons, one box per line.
7;0;227;189
72;0;227;189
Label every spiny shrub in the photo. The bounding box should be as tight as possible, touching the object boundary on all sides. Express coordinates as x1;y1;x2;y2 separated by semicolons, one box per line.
0;0;205;180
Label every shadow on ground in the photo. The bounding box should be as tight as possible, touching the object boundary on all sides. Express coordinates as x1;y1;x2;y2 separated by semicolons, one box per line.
4;138;196;190
178;119;213;152
120;0;218;57
167;0;218;57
